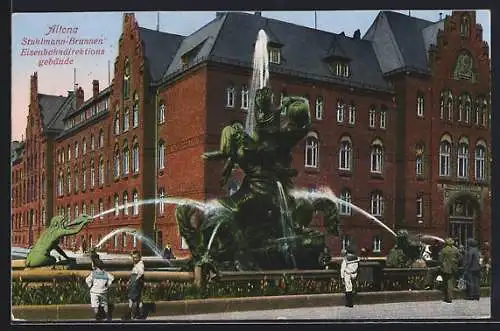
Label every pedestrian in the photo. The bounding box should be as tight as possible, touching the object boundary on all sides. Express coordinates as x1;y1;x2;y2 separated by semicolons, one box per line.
438;237;459;303
85;253;114;321
463;238;481;300
125;250;145;320
340;246;359;308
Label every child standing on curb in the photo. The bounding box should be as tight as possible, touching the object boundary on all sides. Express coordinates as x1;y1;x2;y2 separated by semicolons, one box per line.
126;250;145;320
85;254;114;321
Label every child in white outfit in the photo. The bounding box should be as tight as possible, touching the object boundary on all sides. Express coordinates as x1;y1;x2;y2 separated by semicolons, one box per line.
85;256;114;321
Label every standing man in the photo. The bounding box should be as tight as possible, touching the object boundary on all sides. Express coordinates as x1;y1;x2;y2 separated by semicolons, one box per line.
463;238;481;300
126;250;145;320
438;238;459;303
340;246;360;308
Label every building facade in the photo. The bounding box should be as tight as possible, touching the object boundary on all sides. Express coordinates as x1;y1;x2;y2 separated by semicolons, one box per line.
11;10;491;256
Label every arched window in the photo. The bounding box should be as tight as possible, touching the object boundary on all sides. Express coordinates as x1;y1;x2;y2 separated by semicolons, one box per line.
114;108;120;135
98;156;104;185
67;145;71;162
226;85;235;107
368;105;376;127
439;136;452;177
123;58;130;98
304;133;319;168
338;136;352;171
315;96;323;120
74;141;79;158
122;142;130;176
74;168;79;193
114;194;119;216
415;144;424;177
113;145;120;179
90;134;95;150
99;129;104;148
482;99;488;127
336;99;344;123
82;137;87;155
90;200;94;216
474;97;482;125
90;159;95;188
416;93;424;117
458;95;464;122
123;191;129;216
158;140;165;170
464;95;472;123
122;233;127;248
446;92;453;121
158;101;165;124
348;102;356;124
379;105;387;129
475;141;486;181
370;191;384;217
132;139;139;173
241;85;249;110
98;199;104;219
440;92;445;119
75;204;79;217
159;188;165;215
339;189;352;215
460;14;470;38
370;139;384;173
133;190;139;215
82;202;87;216
67;168;71;194
457;139;469;178
123;107;129;131
133;93;139;127
58;170;63;196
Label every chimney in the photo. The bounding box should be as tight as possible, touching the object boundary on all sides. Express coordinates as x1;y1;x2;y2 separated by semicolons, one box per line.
92;80;99;98
255;11;262;17
76;86;85;109
353;29;361;39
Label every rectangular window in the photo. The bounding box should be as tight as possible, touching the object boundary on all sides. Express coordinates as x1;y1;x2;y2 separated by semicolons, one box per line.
380;111;386;129
372;236;382;253
369;109;376;128
336;102;344;123
315;97;323;120
226;87;235;108
348;104;356;124
416;156;423;176
268;47;281;64
241;87;249;110
341;235;351;251
417;96;424;117
416;196;423;217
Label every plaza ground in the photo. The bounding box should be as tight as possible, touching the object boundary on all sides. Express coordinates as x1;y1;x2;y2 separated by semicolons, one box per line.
146;298;490;320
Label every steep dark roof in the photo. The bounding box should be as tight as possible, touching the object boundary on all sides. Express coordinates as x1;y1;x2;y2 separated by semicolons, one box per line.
138;27;184;82
64;85;112;119
207;12;391;91
364;11;436;75
45;94;75;132
38;94;67;130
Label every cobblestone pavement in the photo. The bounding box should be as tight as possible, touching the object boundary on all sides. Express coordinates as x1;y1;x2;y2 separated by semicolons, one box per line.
148;298;490;321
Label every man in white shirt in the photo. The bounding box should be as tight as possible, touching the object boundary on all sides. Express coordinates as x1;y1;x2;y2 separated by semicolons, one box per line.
340;247;360;308
85;255;114;321
126;250;145;320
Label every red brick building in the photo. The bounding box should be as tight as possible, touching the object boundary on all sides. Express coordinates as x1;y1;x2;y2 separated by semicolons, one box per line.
11;10;491;257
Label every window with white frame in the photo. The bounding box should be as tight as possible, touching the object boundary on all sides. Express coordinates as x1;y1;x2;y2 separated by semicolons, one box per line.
370;140;384;173
474;98;481;125
339;189;352;216
226;86;235;107
99;130;104;148
439;140;451;176
464;95;471;123
304;135;319;168
67;170;71;194
447;93;453;121
416;195;423;217
123;192;129;215
315;96;323;120
416;144;424;177
133;93;139;128
457;142;469;178
159;103;165;124
98;157;104;185
379;109;386;129
75;204;79;217
241;85;249;110
339;138;352;171
475;143;486;181
370;192;384;216
369;106;376;127
417;94;424;117
482;99;488;127
336;100;344;123
114;194;119;216
341;235;351;251
158;141;165;170
372;236;382;253
82;202;86;216
122;145;130;176
74;142;79;159
83;138;87;155
74;169;78;192
348;103;356;124
132;141;139;173
91;134;95;151
114;111;120;135
458;96;464;122
58;171;63;196
113;235;118;248
440;92;445;119
90;161;95;188
98;199;104;219
159;188;165;215
269;47;281;64
113;148;120;179
133;191;139;215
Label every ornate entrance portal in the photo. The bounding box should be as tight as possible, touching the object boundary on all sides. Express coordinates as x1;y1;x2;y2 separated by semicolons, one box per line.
448;197;478;247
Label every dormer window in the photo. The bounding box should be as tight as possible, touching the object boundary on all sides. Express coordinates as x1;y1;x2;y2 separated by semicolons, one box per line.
335;62;350;77
268;47;281;64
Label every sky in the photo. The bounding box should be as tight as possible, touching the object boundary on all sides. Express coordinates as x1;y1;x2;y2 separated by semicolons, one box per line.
11;10;491;142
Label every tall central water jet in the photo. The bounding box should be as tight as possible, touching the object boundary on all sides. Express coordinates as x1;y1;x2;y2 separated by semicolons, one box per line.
246;29;270;137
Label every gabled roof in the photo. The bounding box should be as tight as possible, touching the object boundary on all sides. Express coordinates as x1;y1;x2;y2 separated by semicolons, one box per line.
324;36;351;61
138;27;185;82
45;93;75;132
208;12;391;91
364;11;436;75
38;94;67;130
